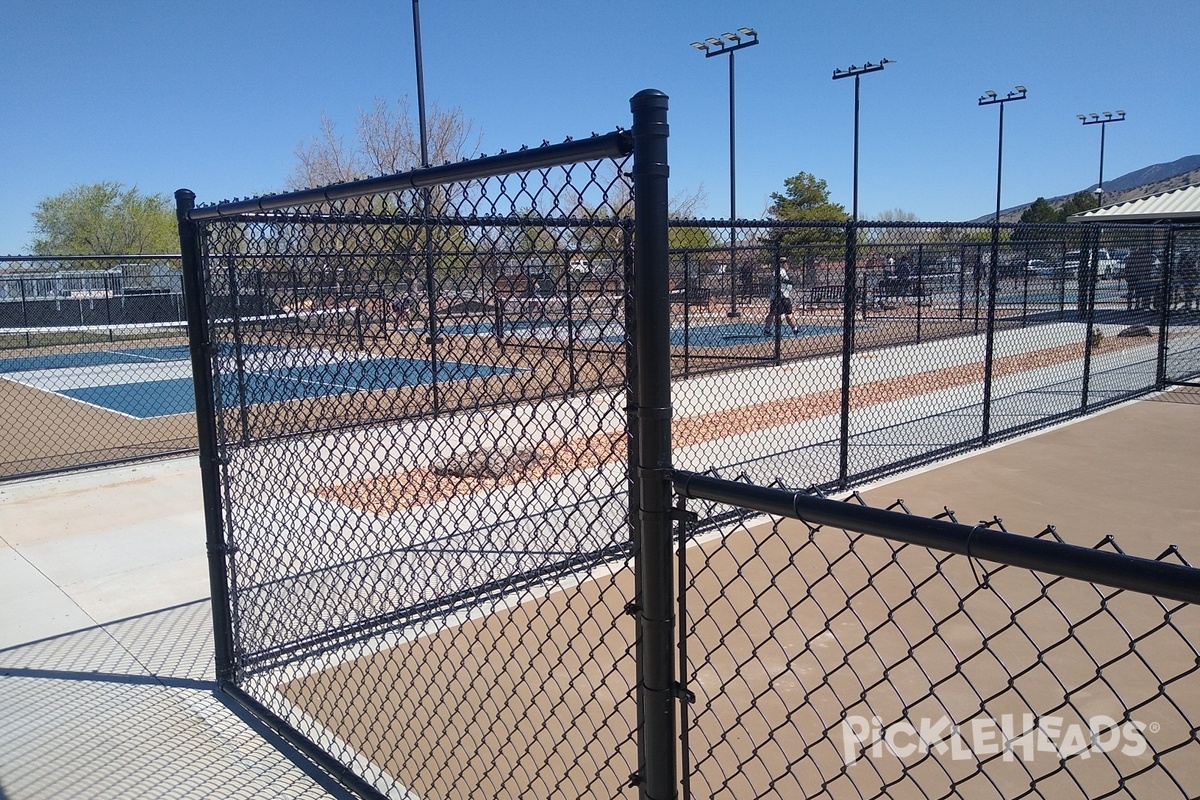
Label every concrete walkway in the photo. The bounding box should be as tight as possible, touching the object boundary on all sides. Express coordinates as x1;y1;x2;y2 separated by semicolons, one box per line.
0;460;354;800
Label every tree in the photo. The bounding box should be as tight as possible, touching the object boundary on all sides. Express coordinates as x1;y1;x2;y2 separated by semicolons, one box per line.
288;96;480;190
31;182;176;255
1059;191;1098;220
767;172;849;224
873;208;919;222
763;171;849;256
1019;197;1060;224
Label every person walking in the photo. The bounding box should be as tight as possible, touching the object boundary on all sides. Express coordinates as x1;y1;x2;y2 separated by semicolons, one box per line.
763;258;800;335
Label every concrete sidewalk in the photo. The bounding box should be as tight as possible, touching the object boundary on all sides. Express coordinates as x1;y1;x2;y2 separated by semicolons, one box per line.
1;388;1197;799
0;460;354;800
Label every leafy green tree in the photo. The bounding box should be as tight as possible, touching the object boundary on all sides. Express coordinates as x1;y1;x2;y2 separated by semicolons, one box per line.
762;170;849;270
1059;191;1098;220
31;182;176;254
767;172;849;225
1019;197;1060;224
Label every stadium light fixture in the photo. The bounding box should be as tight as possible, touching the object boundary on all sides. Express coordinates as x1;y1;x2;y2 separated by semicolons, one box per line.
1080;109;1127;206
691;26;761;317
832;58;894;221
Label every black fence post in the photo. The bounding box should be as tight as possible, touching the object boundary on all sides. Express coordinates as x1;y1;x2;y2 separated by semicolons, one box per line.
175;189;237;687
838;221;857;488
981;224;1001;445
682;251;692;377
103;272;114;341
226;260;252;447
20;277;31;347
621;214;642;789
1156;226;1177;389
1080;226;1100;413
630;88;676;800
771;253;782;365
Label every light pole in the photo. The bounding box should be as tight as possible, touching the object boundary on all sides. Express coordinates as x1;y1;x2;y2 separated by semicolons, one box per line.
979;86;1027;226
411;0;430;168
1077;110;1125;208
977;85;1026;445
830;59;889;487
832;59;893;222
692;27;759;317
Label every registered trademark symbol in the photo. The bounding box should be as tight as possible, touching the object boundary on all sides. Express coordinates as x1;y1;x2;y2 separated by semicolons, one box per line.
1149;722;1161;734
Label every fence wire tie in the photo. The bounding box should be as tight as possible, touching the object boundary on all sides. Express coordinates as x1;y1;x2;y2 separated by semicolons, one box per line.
966;523;991;589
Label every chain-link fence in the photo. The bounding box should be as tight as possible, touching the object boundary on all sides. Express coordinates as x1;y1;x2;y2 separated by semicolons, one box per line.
177;93;667;799
178;89;1200;798
665;220;1198;490
0;254;207;477
673;472;1200;799
5;221;1197;484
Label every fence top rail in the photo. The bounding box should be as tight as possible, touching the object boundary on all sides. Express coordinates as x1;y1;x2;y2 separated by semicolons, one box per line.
675;471;1200;606
0;254;181;263
181;130;633;222
667;217;1187;232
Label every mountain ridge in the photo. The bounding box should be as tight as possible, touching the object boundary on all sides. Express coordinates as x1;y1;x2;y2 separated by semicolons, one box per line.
967;154;1200;223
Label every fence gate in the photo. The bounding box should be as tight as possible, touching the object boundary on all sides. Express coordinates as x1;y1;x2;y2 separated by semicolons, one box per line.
178;90;675;799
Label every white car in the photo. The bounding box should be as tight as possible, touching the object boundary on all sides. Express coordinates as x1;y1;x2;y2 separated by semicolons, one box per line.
1064;249;1121;278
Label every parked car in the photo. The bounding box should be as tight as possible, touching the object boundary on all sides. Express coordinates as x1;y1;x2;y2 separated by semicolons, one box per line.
1063;249;1122;278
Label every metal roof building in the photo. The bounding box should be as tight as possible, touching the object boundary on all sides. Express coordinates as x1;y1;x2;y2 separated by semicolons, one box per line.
1071;183;1200;222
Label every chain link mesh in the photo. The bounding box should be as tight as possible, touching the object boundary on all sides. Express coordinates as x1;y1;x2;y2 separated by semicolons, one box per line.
180;126;1199;799
675;482;1200;799
0;255;195;477
7;223;1197;482
191;154;641;798
667;221;1196;490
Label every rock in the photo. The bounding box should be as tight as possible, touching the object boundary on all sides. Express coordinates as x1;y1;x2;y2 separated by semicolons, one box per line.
1117;324;1153;338
432;446;541;479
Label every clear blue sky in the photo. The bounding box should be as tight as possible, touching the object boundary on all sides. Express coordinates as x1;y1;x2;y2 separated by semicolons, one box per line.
2;0;1197;255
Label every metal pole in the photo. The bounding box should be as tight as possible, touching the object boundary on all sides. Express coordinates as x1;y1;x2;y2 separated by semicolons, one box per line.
852;73;861;222
727;51;739;318
630;88;676;800
833;60;892;222
412;0;438;413
1156;228;1175;389
981;100;1003;445
692;32;758;319
977;87;1026;442
839;220;856;487
411;0;429;169
1080;112;1124;209
174;188;237;686
1080;226;1100;412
